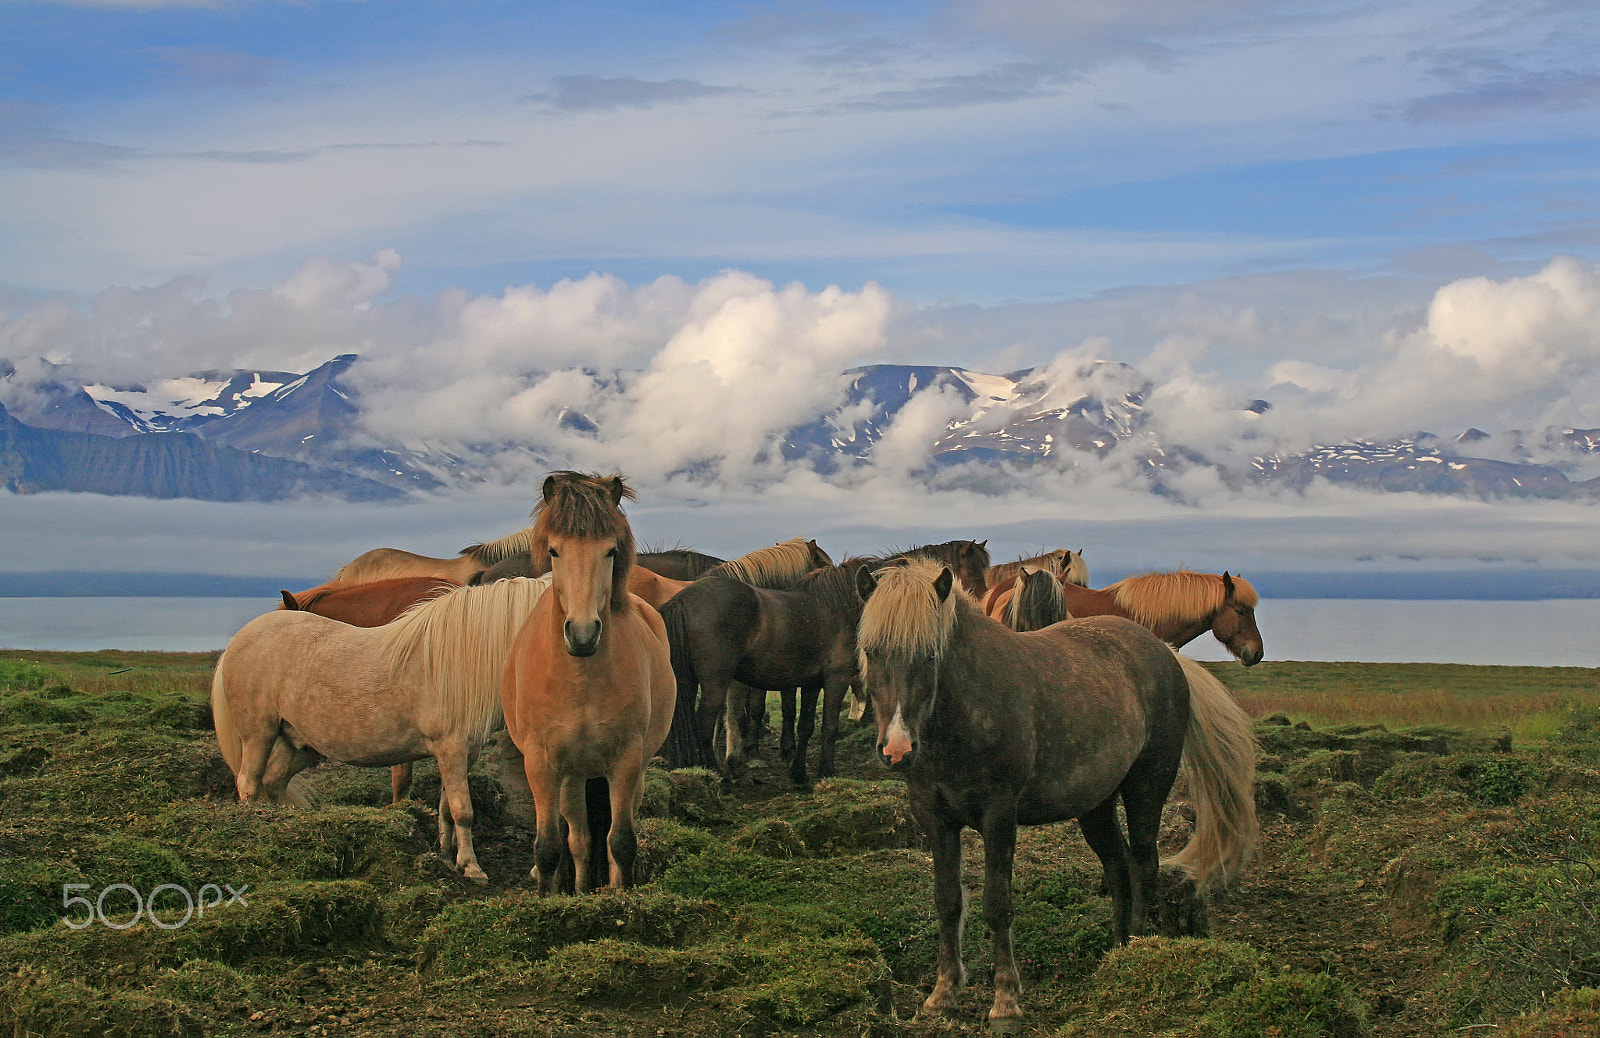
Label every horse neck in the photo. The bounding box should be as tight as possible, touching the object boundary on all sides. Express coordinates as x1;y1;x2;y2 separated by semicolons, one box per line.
1143;610;1212;648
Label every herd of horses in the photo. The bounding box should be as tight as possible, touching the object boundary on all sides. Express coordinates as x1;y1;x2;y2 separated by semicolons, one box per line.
209;471;1265;1027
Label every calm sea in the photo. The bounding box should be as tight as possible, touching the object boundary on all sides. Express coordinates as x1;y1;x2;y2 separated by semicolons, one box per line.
0;596;1595;667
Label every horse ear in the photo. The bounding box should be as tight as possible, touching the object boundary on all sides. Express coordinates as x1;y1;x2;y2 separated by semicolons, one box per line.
856;565;878;602
279;591;299;611
542;474;558;501
934;567;954;602
1222;571;1235;598
607;476;626;507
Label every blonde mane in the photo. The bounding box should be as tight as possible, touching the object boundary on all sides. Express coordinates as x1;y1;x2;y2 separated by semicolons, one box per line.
461;526;539;565
1104;570;1257;628
857;558;963;668
375;575;552;746
989;549;1090;589
704;537;830;589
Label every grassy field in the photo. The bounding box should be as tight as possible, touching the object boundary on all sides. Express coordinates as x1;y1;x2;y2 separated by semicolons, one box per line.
2;649;1598;1037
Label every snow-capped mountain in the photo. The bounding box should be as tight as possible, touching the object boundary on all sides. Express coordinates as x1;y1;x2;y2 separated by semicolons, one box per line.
4;352;1600;503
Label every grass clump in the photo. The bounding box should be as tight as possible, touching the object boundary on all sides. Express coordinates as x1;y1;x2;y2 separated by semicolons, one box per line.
1062;937;1370;1038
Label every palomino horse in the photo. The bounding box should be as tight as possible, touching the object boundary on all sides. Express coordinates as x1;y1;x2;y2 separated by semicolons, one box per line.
1058;570;1265;665
660;560;868;787
985;548;1088;590
279;575;461;803
854;559;1257;1029
331;525;542;585
212;575;552;884
501;472;674;893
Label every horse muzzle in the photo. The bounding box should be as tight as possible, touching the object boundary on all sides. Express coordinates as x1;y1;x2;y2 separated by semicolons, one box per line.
1237;645;1264;667
563;619;602;657
878;743;916;771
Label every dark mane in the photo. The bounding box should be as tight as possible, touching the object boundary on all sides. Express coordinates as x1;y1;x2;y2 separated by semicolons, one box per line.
796;559;871;622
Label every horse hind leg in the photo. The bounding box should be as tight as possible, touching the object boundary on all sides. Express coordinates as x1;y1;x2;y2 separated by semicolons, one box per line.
390;762;414;804
1077;796;1134;946
722;682;752;781
788;686;819;787
434;741;487;885
816;679;849;780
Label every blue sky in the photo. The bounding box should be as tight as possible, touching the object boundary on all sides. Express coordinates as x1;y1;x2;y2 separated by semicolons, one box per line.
5;0;1600;583
4;0;1597;303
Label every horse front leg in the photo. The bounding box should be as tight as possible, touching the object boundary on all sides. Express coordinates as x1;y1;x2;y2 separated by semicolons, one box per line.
605;751;646;888
923;811;968;1015
779;688;798;762
523;755;566;896
981;798;1023;1031
434;739;486;884
561;777;596;894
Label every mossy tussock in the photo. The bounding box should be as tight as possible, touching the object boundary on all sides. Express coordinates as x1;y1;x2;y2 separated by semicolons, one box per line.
1062;937;1371;1038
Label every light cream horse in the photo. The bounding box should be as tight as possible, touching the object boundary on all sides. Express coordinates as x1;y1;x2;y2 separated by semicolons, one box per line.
331;526;542;585
211;575;552;884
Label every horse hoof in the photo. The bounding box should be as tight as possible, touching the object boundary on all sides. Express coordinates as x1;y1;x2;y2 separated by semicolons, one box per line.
465;866;488;885
988;1015;1024;1035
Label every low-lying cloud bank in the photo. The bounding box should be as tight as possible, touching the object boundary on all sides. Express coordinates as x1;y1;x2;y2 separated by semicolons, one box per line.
5;252;1600;571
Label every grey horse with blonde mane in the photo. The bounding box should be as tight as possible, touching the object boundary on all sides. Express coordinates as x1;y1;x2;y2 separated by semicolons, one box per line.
855;558;1257;1030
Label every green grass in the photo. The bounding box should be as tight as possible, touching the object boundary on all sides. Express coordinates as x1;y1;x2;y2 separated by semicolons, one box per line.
3;650;1599;1038
1206;660;1600;744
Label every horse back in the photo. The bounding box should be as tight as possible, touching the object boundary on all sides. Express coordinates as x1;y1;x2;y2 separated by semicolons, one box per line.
951;614;1187;825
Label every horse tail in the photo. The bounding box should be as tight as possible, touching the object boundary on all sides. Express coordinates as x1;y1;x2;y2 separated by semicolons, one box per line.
211;656;242;781
658;598;712;769
1165;654;1259;891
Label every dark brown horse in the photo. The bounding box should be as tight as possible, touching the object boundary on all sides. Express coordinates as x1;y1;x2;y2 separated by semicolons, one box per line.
660;560;868;787
636;547;725;580
279;575;461;803
1001;566;1068;632
854;559;1258;1028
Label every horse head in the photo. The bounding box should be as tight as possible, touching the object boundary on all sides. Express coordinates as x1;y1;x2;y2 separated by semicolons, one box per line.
534;471;637;657
855;561;956;772
1211;572;1264;666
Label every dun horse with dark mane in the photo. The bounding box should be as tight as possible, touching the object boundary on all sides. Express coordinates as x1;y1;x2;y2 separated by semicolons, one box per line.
856;559;1257;1029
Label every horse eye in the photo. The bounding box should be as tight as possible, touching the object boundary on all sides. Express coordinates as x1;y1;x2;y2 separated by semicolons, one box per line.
606;547;617;558
548;547;559;558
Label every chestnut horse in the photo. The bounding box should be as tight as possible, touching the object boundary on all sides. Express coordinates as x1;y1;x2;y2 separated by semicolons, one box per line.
501;472;674;893
1057;570;1264;665
279;575;460;803
212;575;552;883
854;559;1257;1028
